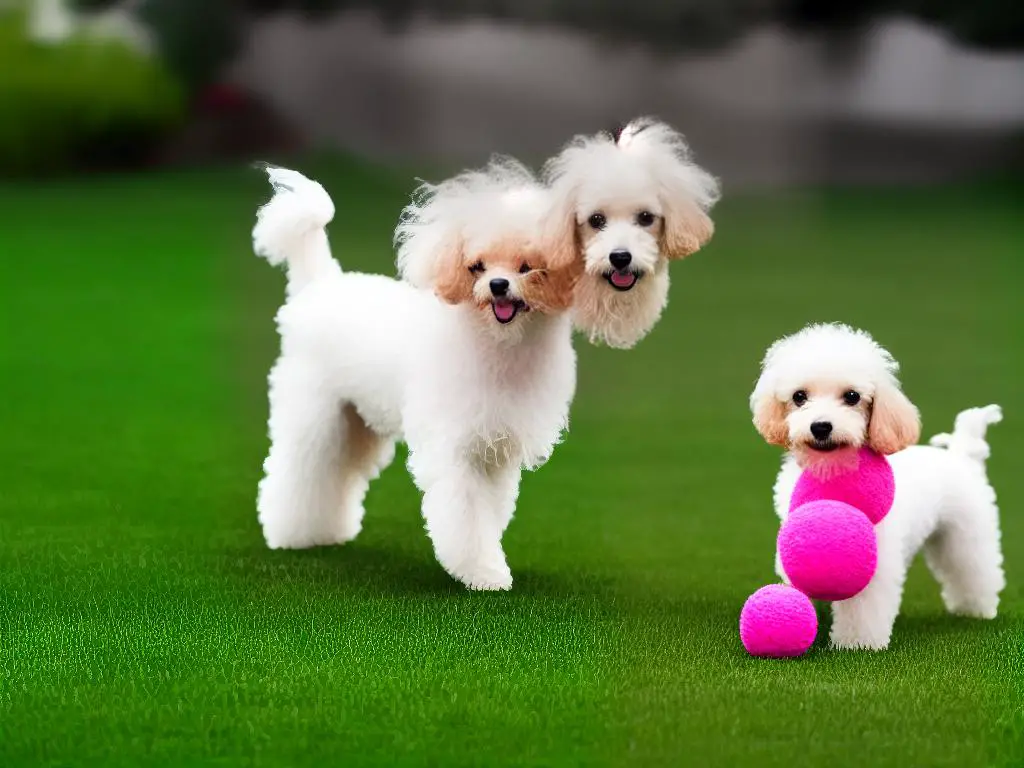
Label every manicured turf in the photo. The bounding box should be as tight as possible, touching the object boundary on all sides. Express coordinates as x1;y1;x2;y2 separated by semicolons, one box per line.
1;159;1021;767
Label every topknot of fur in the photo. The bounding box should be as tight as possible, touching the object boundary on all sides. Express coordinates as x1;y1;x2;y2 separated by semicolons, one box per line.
545;116;720;213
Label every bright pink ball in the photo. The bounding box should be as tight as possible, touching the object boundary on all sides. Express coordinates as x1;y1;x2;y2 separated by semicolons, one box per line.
740;584;817;658
790;446;895;524
778;500;878;601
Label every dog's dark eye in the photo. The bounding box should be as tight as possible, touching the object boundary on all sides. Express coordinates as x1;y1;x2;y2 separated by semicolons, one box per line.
468;261;485;274
587;213;606;230
843;390;861;406
636;211;656;227
792;390;808;406
518;263;531;274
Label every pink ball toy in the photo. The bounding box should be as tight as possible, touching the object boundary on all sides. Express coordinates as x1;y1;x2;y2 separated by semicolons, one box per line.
778;500;878;601
740;584;818;658
790;446;895;524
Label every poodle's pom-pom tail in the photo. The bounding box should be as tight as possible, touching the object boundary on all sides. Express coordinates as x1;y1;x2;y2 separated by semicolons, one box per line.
252;164;339;296
928;404;1002;464
968;404;1003;431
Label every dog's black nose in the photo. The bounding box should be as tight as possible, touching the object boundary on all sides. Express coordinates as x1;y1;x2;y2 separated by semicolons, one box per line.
609;250;632;270
810;421;833;441
489;278;510;297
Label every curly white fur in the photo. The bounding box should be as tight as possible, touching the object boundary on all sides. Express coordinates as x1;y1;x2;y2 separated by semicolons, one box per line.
542;117;720;349
751;323;1006;650
252;160;578;591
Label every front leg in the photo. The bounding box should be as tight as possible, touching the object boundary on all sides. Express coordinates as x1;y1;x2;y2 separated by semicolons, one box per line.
416;459;522;591
829;526;906;651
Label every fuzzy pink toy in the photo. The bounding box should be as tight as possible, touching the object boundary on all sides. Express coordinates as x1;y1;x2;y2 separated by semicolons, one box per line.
790;446;895;525
740;584;818;658
778;500;878;601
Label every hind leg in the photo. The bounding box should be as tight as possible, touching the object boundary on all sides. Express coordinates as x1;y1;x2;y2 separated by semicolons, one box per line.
332;404;396;543
257;357;349;549
924;500;1005;619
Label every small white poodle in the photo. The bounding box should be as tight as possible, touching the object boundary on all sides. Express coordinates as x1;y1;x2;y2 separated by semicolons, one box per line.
542;117;720;349
750;323;1005;650
251;158;580;591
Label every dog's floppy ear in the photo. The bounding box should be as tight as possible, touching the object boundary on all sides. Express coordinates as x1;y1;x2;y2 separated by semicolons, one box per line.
432;234;474;305
539;184;580;273
533;188;584;313
751;390;789;446
527;249;583;314
652;132;719;260
868;380;921;454
661;196;715;261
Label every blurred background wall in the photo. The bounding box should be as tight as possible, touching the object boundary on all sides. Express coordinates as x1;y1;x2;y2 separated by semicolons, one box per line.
2;0;1023;187
227;12;1024;186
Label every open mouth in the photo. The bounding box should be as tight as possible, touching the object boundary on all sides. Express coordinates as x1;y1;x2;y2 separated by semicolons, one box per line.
604;269;641;291
491;298;528;324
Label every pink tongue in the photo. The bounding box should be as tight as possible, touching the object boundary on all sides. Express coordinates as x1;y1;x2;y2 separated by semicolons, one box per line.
494;301;516;321
610;271;635;288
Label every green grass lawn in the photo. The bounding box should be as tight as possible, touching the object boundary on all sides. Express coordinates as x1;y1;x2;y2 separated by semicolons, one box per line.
1;159;1021;767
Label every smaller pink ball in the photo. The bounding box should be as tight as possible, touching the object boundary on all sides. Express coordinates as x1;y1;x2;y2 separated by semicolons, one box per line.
740;584;817;658
790;446;895;524
778;500;878;601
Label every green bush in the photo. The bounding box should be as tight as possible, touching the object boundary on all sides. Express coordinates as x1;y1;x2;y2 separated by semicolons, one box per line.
74;0;244;94
0;10;185;175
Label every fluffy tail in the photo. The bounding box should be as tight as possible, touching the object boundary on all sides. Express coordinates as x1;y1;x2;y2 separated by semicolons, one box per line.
252;164;340;297
928;404;1002;464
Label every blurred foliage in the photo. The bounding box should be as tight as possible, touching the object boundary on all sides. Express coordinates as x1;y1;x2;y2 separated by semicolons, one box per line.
70;0;242;94
135;0;243;93
0;7;185;175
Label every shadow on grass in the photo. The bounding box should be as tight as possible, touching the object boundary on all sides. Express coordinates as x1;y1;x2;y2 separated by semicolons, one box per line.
227;538;625;607
890;611;1017;649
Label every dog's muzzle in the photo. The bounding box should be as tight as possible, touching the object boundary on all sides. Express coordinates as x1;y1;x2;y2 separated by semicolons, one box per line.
806;421;841;451
604;249;641;291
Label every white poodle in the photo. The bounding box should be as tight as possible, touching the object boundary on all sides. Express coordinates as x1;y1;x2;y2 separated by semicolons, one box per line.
542;117;720;349
750;322;1005;650
251;158;580;591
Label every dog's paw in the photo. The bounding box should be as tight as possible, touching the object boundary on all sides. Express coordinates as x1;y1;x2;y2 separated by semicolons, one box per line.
449;560;514;591
331;506;365;545
944;597;998;620
258;501;366;549
829;628;891;651
462;573;514;591
262;523;355;550
263;531;321;550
